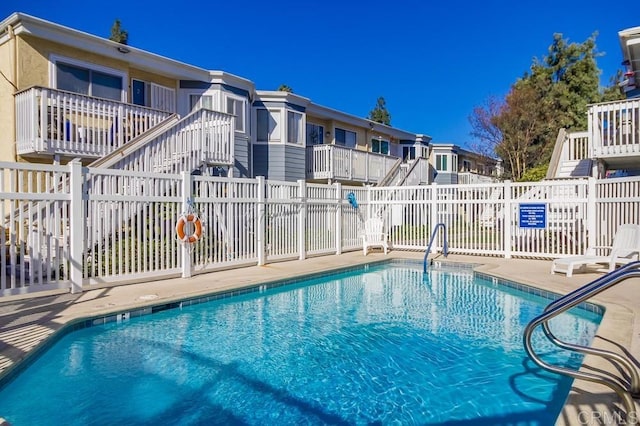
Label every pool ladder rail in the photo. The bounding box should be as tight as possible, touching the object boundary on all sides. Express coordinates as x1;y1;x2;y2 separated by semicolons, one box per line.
423;223;448;273
523;261;640;424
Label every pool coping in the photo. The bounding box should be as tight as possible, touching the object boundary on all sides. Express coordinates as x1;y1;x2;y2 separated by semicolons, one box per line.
0;251;638;424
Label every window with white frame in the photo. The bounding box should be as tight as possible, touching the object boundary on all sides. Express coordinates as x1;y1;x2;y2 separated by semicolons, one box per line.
306;123;324;145
226;96;246;132
131;79;176;112
189;94;213;111
256;108;281;142
55;60;124;101
462;159;472;172
402;146;415;160
371;138;390;155
335;128;356;148
435;154;448;171
435;153;458;172
287;111;303;144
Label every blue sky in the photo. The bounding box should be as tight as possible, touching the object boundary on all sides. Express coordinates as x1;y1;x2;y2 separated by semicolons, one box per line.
3;0;637;147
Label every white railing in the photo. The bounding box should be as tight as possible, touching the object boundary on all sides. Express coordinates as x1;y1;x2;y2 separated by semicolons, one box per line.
103;108;235;173
458;172;497;185
305;145;398;183
15;86;173;158
590;98;640;157
566;131;590;161
2;160;639;297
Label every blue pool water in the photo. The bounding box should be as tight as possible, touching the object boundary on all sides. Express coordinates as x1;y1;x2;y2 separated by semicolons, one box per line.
0;262;601;425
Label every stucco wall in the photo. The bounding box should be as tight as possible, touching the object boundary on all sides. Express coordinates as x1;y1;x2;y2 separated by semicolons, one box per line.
0;37;16;163
17;35;176;101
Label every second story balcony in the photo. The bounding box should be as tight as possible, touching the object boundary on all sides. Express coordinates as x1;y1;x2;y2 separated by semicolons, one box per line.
551;98;640;178
306;145;399;184
15;86;174;161
589;98;640;168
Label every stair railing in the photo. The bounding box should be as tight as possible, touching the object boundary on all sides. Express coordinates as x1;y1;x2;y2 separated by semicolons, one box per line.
423;222;448;273
523;261;640;423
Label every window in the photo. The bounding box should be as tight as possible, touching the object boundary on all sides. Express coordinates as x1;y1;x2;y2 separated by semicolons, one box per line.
462;160;472;172
132;79;176;112
189;94;213;111
402;146;415;160
335;128;356;148
256;109;280;142
435;154;448;171
226;96;245;132
56;62;123;101
371;138;389;155
287;111;303;144
306;123;324;145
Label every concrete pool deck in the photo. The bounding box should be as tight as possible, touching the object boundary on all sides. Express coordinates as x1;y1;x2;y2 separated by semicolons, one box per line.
0;251;639;425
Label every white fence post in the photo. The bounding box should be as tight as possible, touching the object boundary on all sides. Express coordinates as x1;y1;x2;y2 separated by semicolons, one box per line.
257;176;266;266
335;182;342;255
586;177;597;252
181;171;192;278
504;180;512;259
69;160;84;293
298;179;307;260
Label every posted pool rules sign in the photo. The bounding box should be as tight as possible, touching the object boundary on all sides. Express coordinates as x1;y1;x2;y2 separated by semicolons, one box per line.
519;203;547;229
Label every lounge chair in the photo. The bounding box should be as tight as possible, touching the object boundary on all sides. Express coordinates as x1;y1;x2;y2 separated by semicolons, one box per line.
551;224;640;277
362;218;389;255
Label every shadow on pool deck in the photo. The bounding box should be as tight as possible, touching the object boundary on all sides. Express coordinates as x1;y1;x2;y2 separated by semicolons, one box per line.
1;251;639;424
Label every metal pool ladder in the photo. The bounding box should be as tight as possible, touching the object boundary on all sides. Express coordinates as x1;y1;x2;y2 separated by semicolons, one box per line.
523;261;640;424
423;223;448;273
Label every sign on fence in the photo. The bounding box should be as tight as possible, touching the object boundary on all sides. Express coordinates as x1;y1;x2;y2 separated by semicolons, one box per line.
519;203;547;229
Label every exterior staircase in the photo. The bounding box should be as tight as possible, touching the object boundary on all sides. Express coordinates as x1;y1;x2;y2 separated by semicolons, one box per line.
556;159;593;178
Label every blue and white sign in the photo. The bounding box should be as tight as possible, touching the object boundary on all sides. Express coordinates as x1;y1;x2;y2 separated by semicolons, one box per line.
519;203;547;229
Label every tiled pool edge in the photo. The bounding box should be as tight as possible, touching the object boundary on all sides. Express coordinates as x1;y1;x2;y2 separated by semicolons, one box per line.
0;257;604;390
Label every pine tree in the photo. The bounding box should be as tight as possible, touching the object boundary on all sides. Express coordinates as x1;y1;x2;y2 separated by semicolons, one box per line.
110;19;128;45
368;97;391;125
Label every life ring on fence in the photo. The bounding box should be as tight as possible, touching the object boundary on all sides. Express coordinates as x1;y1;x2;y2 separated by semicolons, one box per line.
175;214;203;243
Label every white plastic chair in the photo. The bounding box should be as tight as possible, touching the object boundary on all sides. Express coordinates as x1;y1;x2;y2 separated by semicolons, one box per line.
551;224;640;277
362;218;389;255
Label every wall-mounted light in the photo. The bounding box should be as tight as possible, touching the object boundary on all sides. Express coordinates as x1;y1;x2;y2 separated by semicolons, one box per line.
116;46;130;54
368;122;375;129
325;131;331;138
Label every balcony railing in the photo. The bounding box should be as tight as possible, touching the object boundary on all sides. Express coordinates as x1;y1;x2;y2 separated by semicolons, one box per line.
590;98;640;158
15;86;173;159
305;145;399;183
458;172;497;185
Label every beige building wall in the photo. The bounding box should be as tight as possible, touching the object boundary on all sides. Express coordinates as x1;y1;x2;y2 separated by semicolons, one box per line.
0;34;16;163
18;35;177;101
2;34;179;166
332;120;369;151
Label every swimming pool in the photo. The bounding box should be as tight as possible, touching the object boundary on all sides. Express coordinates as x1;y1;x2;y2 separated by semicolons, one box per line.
0;261;601;425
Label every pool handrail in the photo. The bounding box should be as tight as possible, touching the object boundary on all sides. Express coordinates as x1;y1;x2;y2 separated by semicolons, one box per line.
423;223;448;273
523;261;640;424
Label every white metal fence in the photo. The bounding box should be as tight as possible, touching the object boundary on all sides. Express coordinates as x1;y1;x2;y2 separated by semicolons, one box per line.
1;161;639;297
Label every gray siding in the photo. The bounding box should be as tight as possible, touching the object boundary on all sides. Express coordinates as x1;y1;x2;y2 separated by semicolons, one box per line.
233;136;250;178
433;172;458;185
252;144;305;182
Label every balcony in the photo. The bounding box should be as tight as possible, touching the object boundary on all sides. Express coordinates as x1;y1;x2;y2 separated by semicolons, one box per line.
306;145;399;184
589;98;640;169
15;86;173;161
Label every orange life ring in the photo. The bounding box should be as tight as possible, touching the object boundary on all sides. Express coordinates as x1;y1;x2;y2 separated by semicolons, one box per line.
175;214;202;243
